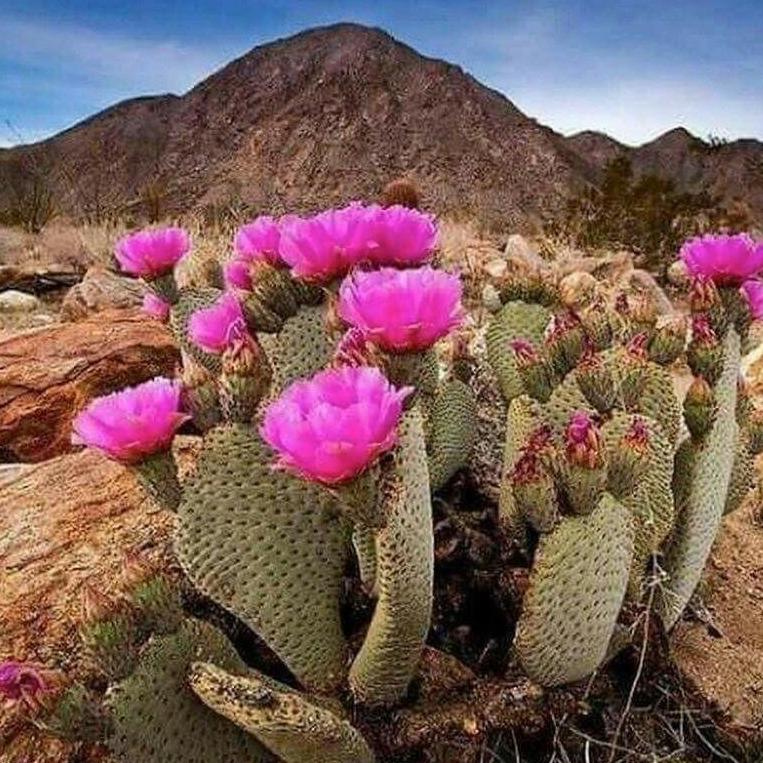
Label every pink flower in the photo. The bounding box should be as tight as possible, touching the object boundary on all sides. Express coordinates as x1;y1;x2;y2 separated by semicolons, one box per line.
71;378;188;464
0;661;54;711
565;410;603;468
680;233;763;285
115;227;190;278
338;266;464;352
741;279;763;320
234;216;282;266
223;258;253;290
368;204;437;266
278;203;377;282
187;292;249;354
260;366;413;484
142;292;170;322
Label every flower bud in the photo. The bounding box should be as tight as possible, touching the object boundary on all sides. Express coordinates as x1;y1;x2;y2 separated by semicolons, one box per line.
249;261;299;320
544;311;585;376
747;409;763;455
648;315;687;366
219;336;272;423
511;444;558;533
509;339;554;402
120;553;183;636
606;416;651;498
181;357;222;432
333;327;384;368
558;411;607;514
579;301;614;351
576;349;618;413
240;291;284;334
687;315;723;385
683;376;716;438
618;335;649;409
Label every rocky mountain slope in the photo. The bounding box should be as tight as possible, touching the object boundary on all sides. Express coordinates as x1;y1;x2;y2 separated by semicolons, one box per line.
1;22;761;228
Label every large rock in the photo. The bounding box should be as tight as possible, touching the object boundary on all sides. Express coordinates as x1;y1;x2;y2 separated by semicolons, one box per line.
0;290;41;313
0;309;179;462
0;438;197;762
672;509;763;747
60;267;146;321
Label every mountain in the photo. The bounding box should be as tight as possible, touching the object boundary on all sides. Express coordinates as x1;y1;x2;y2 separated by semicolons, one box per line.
1;22;761;229
566;127;763;222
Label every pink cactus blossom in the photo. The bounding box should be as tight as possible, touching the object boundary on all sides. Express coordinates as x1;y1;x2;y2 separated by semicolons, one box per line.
234;216;282;266
741;279;763;320
187;292;249;354
278;203;375;282
142;292;170;322
260;366;413;484
71;378;188;464
115;227;190;278
338;266;464;352
368;204;437;266
223;258;253;290
680;233;763;285
565;411;603;468
691;314;718;345
0;661;55;711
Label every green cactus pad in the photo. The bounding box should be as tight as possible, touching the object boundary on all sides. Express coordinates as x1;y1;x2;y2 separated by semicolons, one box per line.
349;406;433;706
543;371;594;434
189;662;375;763
499;395;543;536
107;619;273;763
723;431;754;515
259;304;335;392
658;329;741;629
623;361;681;446
515;492;634;686
427;379;478;492
352;525;377;592
170;288;225;374
486;301;551;402
175;424;350;692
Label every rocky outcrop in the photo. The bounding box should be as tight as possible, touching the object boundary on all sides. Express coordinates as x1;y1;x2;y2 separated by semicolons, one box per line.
60;267;146;321
0;309;179;461
0;438;198;762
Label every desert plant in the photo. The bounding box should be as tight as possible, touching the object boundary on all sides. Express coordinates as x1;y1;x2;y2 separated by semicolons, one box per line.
31;203;477;762
485;232;763;686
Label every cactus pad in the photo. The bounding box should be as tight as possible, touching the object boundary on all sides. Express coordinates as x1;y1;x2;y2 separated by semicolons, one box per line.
427;379;478;491
175;424;350;692
107;619;273;763
486;301;551;402
515;492;634;686
189;662;375;763
349;406;433;706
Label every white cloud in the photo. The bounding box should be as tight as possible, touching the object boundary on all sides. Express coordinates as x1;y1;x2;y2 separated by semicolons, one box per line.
0;15;238;95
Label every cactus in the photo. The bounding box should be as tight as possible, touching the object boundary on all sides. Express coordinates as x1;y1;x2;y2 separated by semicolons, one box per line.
486;236;759;686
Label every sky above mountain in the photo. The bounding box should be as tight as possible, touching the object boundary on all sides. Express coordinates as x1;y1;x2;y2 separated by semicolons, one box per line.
1;0;761;147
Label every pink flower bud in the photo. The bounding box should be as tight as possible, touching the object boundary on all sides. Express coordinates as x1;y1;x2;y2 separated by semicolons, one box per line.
741;279;763;320
187;292;250;354
565;411;603;469
142;292;170;322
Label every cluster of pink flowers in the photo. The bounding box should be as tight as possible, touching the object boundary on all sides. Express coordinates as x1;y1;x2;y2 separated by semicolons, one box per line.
680;233;763;319
72;378;188;464
225;203;437;286
115;227;190;278
187;292;249;354
260;366;412;484
338;266;463;352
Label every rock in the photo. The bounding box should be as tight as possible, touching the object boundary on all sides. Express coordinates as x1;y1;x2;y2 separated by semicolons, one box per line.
0;438;198;762
667;260;689;287
483;257;508;280
622;269;674;314
60;266;146;321
0;263;82;294
558;271;601;310
672;509;763;746
557;251;634;282
503;234;545;270
481;284;501;312
0;309;179;462
0;290;41;313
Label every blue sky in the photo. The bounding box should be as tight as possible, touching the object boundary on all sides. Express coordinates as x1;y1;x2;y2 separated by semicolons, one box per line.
1;0;761;147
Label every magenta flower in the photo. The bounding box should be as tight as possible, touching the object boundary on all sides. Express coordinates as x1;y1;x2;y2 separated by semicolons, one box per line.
115;227;190;278
565;410;603;468
369;204;437;266
71;378;188;464
338;266;464;352
680;233;763;285
278;203;377;282
0;661;54;711
223;258;253;290
234;216;282;266
741;280;763;320
260;366;412;484
142;292;170;322
187;292;249;354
